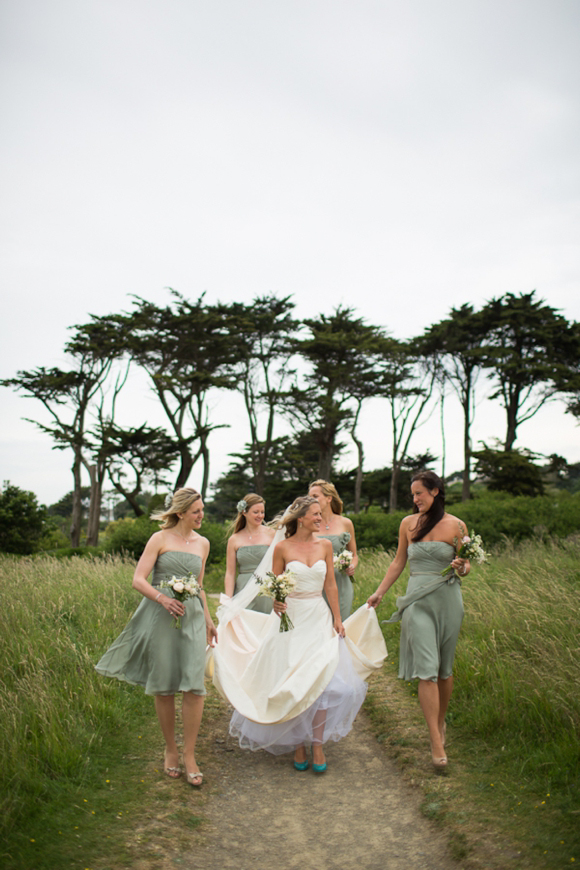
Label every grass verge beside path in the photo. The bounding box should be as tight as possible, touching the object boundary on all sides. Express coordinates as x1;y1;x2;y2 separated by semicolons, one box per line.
353;540;580;870
0;555;216;870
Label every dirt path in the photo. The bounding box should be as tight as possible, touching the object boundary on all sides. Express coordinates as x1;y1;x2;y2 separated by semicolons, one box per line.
184;707;454;870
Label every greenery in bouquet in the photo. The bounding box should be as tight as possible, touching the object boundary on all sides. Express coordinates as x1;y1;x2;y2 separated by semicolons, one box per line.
333;548;354;579
257;570;296;632
441;527;491;576
159;572;201;628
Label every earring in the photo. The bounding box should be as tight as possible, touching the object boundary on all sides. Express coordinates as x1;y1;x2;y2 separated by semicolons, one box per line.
299;521;303;527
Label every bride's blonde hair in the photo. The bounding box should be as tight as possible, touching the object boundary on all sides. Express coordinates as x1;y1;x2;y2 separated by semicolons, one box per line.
280;496;319;538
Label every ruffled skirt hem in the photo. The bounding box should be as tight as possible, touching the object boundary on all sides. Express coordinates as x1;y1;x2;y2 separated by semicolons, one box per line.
228;639;367;755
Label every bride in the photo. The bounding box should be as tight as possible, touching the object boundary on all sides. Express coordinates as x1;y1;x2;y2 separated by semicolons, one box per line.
212;496;387;772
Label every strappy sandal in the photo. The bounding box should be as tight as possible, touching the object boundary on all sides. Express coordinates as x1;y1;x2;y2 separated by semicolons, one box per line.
186;770;204;787
164;766;181;779
432;755;448;771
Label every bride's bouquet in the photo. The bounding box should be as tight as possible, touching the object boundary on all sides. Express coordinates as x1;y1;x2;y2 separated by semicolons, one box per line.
333;548;354;578
441;528;490;577
160;572;201;629
257;570;297;632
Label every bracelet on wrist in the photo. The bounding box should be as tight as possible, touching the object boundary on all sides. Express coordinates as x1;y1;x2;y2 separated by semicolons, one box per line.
155;592;162;602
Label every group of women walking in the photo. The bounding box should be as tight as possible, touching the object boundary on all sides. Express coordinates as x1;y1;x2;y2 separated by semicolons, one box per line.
96;472;470;785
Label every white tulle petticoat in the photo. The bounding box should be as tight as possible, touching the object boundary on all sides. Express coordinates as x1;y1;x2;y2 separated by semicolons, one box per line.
229;637;367;754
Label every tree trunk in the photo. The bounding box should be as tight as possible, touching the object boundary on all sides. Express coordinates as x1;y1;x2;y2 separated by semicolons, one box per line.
175;443;195;490
389;461;400;513
200;442;210;499
85;464;102;546
504;415;517;452
353;435;364;514
461;387;471;501
440;389;446;484
69;452;83;547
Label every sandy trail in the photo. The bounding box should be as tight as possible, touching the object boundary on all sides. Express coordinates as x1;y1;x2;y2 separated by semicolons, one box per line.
185;708;453;870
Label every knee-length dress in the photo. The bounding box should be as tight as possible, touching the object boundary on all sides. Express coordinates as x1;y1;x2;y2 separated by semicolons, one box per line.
319;532;353;620
213;559;387;754
234;544;273;614
95;551;206;696
388;541;464;683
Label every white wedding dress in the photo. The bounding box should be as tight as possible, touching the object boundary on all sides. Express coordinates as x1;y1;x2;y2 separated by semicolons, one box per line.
212;558;387;754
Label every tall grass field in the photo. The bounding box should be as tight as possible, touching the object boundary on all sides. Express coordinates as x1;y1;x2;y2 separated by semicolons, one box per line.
1;538;579;867
351;537;580;865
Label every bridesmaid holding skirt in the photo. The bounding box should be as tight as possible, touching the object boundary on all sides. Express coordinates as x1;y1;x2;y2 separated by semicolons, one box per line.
96;488;217;787
224;493;275;613
368;471;469;771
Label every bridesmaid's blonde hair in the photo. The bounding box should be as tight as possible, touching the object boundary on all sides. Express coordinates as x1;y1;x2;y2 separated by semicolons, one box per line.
150;487;202;529
308;479;343;515
281;496;319;538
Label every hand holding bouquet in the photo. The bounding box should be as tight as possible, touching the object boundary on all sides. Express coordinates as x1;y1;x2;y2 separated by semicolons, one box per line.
257;570;296;632
160;572;201;629
441;528;490;577
333;548;354;579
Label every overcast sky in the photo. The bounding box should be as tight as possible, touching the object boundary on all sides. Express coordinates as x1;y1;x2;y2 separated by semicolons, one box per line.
1;0;579;507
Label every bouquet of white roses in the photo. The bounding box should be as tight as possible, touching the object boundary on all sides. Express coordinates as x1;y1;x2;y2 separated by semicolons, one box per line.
257;570;297;632
333;548;354;577
441;528;490;577
160;572;201;629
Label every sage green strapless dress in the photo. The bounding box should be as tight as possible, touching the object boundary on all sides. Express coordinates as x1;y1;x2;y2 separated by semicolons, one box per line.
235;544;273;614
320;532;353;621
95;551;206;696
399;542;464;683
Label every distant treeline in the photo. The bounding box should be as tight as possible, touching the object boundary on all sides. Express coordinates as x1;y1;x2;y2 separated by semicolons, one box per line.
2;289;579;547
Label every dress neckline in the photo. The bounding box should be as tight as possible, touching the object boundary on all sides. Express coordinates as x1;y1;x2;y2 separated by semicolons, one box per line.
286;559;326;570
157;549;203;558
237;543;270;550
408;541;455;549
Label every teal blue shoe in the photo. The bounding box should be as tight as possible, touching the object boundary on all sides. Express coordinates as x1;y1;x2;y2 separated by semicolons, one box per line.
294;759;309;771
312;761;327;773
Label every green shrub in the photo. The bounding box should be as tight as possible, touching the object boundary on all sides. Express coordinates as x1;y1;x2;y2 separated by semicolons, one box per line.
348;491;580;550
103;515;228;564
348;508;406;551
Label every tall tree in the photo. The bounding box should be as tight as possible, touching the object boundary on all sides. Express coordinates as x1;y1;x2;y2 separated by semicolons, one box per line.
1;359;115;546
65;321;130;545
421;304;488;501
215;295;299;495
287;307;387;481
117;292;239;496
480;292;580;451
377;339;439;512
101;424;180;516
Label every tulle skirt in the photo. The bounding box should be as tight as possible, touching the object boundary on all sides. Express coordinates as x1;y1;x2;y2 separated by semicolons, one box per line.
228;638;367;754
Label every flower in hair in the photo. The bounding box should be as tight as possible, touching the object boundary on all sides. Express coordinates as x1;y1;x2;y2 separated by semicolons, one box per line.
236;499;248;513
164;493;174;509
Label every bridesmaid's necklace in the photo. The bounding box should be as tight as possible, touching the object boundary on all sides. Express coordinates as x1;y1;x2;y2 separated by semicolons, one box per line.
174;527;195;545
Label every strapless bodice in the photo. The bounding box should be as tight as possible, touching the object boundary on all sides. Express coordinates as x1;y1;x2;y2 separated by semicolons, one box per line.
407;541;455;576
236;544;270;575
152;551;203;587
286;559;326;596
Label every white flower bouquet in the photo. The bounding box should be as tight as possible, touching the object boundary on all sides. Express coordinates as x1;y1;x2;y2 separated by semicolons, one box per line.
257;570;297;632
333;548;354;577
441;528;490;577
160;572;201;629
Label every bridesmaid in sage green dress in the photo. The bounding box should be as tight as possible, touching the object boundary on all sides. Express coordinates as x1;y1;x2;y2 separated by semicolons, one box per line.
367;471;470;771
224;493;275;613
308;479;358;621
96;488;217;788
